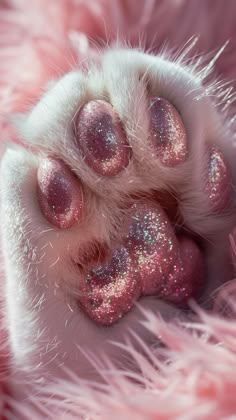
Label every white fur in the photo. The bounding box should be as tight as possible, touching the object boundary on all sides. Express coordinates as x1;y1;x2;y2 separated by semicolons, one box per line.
1;48;236;406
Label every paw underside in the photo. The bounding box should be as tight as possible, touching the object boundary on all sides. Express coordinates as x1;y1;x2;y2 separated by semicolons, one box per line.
2;51;233;327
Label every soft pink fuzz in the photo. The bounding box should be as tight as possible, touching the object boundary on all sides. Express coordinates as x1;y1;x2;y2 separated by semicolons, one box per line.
1;1;236;419
5;308;236;419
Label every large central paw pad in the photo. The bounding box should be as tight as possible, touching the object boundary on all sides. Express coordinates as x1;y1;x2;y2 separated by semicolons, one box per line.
79;202;204;326
36;95;232;326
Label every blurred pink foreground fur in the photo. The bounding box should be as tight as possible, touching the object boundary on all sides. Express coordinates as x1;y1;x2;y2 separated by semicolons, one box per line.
1;0;236;418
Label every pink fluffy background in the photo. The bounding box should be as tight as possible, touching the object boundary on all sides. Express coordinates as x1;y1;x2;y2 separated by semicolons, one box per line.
1;0;236;418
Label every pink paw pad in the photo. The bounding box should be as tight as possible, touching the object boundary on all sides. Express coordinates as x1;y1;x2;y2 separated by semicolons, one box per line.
37;158;84;229
148;97;188;166
205;145;231;211
79;202;204;326
75;100;131;176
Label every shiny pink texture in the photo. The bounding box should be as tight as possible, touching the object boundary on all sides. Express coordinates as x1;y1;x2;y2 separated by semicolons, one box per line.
76;100;131;176
79;202;204;326
125;203;203;303
124;202;179;296
205;145;231;211
149;97;187;166
79;248;142;326
161;236;204;304
37;158;84;229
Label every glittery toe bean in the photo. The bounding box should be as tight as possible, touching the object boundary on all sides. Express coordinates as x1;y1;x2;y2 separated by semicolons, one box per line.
205;145;231;211
37;158;84;229
76;100;131;176
149;97;187;166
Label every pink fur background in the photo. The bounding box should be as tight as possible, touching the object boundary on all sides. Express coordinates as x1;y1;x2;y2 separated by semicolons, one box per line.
1;0;236;418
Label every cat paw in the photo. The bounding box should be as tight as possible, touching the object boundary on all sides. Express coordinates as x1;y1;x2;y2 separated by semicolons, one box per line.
1;49;235;373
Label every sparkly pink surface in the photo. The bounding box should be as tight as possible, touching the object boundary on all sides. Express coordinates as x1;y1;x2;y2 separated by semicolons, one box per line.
149;97;187;166
76;100;131;176
206;145;231;211
79;202;204;326
37;158;84;229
